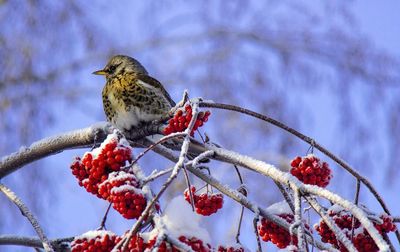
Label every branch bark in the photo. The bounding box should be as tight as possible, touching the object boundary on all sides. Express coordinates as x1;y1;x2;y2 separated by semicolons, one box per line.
0;184;55;252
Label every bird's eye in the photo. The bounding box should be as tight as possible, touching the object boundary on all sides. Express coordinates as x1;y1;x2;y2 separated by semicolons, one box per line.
108;65;116;73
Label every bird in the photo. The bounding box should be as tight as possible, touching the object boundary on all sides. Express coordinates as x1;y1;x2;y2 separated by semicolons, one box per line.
93;55;175;132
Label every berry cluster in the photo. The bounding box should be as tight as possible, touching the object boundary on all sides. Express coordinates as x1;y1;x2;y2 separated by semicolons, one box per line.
163;104;211;136
98;171;140;200
109;182;147;219
146;235;212;252
71;134;148;219
184;186;223;216
315;206;397;252
71;230;120;252
217;245;245;252
70;134;132;198
290;154;332;187
99;171;147;219
258;213;299;249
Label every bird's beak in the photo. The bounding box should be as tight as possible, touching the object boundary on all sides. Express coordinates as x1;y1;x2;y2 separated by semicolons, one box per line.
92;69;107;75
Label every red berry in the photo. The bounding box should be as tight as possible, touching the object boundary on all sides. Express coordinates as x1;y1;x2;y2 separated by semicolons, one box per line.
163;105;211;136
71;230;120;252
109;184;146;219
70;133;133;198
315;205;396;252
290;154;332;187
184;186;223;216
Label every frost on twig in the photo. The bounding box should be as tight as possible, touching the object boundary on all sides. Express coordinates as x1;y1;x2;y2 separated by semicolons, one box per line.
0;184;54;252
0;235;72;251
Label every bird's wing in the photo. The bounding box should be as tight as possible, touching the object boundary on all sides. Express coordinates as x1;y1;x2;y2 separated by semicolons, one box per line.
136;74;176;107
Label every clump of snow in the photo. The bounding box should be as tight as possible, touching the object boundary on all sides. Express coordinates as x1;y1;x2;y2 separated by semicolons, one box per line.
89;130;132;158
328;204;346;216
278;245;298;251
75;230;116;240
267;201;291;215
150;196;211;243
106;171;136;182
110;184;143;195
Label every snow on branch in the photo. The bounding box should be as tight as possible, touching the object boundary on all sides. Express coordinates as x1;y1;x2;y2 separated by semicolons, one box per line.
0;235;72;251
0;184;54;252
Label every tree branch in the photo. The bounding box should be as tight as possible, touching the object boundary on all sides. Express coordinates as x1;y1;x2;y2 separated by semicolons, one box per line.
0;184;54;252
0;235;72;251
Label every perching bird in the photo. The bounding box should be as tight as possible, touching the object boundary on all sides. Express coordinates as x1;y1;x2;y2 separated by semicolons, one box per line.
93;55;175;132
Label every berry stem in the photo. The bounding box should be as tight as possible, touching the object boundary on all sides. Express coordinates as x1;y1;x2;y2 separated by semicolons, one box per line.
98;203;112;230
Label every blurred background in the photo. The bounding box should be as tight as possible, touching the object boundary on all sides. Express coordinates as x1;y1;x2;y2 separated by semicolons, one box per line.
1;1;399;251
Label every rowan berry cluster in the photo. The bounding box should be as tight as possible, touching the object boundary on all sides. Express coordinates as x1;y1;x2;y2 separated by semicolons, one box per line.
258;213;299;249
184;186;223;216
70;134;148;219
315;205;397;252
71;230;120;252
163;104;211;136
290;154;332;187
70;134;132;197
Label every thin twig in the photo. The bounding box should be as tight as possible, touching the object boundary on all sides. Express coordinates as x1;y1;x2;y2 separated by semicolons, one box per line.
0;184;54;252
98;203;112;230
142;167;174;184
351;179;361;241
233;164;245;244
306;196;357;252
293;189;305;251
253;215;263;252
130;132;186;165
274;181;295;213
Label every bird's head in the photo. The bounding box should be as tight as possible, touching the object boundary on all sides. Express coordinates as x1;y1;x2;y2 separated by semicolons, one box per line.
93;55;148;79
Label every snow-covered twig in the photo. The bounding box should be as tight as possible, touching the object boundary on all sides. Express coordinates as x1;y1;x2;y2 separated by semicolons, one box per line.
131;132;186;166
142;167;174;184
186;150;214;168
293;189;305;251
253;215;263;252
305;196;356;252
274;181;295;213
0;184;54;252
0;235;72;250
